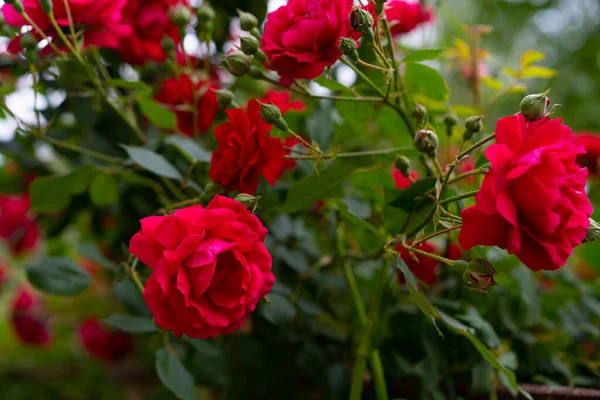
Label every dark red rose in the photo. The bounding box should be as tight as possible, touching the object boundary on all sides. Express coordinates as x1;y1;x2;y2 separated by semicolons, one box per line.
261;0;360;79
0;194;40;255
155;74;219;137
2;0;130;53
209;100;285;195
10;287;50;347
396;241;439;286
119;0;189;65
381;0;434;36
575;132;600;176
79;318;132;362
128;195;275;338
458;114;593;271
393;168;420;189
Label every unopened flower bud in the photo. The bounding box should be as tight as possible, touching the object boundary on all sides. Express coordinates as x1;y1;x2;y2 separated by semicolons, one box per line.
248;66;263;79
375;0;386;15
39;0;52;13
339;37;359;61
463;115;484;141
444;112;458;137
414;130;439;157
168;3;191;26
240;35;259;56
259;102;289;131
584;218;600;244
235;193;261;213
215;89;234;108
395;156;411;178
412;103;427;121
238;9;259;31
196;3;215;21
520;90;550;121
350;8;374;34
161;36;176;52
5;0;24;14
224;50;252;77
463;259;499;293
20;32;37;51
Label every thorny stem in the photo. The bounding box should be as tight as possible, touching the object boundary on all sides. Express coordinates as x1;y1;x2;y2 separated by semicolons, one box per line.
413;225;463;247
439;191;478;207
285;128;324;156
456;133;496;161
284;146;412;160
400;242;454;266
129;258;145;293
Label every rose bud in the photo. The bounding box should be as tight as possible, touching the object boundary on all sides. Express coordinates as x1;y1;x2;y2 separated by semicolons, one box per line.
520;90;550;121
196;3;215;22
463;115;484;141
20;32;37;51
444;112;458;137
259;102;289;131
168;3;191;26
235;193;261;213
584;218;600;244
412;103;427;122
240;35;259;56
395;156;411;178
414;129;439;157
339;37;359;61
350;7;374;33
224;50;252;76
238;9;259;32
5;0;24;15
463;258;499;293
40;0;52;13
215;89;235;109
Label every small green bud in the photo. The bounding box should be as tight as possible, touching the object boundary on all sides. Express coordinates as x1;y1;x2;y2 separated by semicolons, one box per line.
168;3;192;26
444;112;458;128
254;49;266;63
414;130;439;157
214;89;234;108
412;103;427;121
463;115;484;141
39;0;52;13
198;19;214;34
240;35;259;56
161;36;176;52
463;258;499;293
249;27;261;40
196;3;215;21
338;37;359;61
520;90;550;121
20;32;37;51
237;9;259;31
584;218;600;244
224;50;252;77
394;156;411;178
259;102;289;131
350;7;374;33
6;0;24;14
235;193;261;213
375;0;386;15
248;66;263;79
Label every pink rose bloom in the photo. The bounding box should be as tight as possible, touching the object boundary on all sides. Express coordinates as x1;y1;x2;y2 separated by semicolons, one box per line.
129;195;275;339
459;114;593;271
2;0;130;53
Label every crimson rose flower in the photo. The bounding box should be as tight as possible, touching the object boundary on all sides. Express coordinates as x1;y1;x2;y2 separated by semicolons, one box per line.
380;0;434;36
209;100;284;195
128;195;275;338
118;0;189;65
260;89;307;115
396;241;439;286
11;287;51;347
0;194;40;255
393;168;420;189
2;0;130;53
79;318;132;362
261;0;359;79
155;74;219;137
576;132;600;176
458;114;593;271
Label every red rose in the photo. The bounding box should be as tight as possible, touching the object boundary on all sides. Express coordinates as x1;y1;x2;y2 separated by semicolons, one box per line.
396;241;440;286
458;114;593;271
155;74;219;137
209;100;284;195
576;132;600;176
260;89;307;115
10;287;51;347
2;0;130;53
261;0;359;80
393;168;419;189
128;195;275;338
118;0;188;65
79;318;132;362
383;0;434;36
0;194;40;255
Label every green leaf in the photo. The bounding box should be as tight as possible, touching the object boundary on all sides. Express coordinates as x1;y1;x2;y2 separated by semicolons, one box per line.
164;135;212;163
107;78;151;91
121;145;182;180
405;63;449;101
25;257;91;296
260;294;297;325
403;49;444;63
314;76;353;92
335;200;385;242
89;172;119;207
56;59;95;87
389;178;437;212
79;242;117;270
63;165;96;195
182;336;221;358
155;348;196;400
521;66;557;79
29;176;72;213
520;50;545;68
137;97;178;130
480;77;504;91
278;160;360;213
103;314;156;333
395;256;443;336
452;104;482;117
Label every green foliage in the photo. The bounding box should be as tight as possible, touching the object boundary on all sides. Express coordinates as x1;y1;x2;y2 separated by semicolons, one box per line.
155;348;196;400
103;314;156;333
25;257;91;296
121;145;183;180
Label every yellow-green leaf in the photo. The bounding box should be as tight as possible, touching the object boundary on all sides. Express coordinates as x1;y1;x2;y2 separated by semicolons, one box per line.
502;67;519;78
521;66;557;79
520;50;545;69
480;76;504;91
